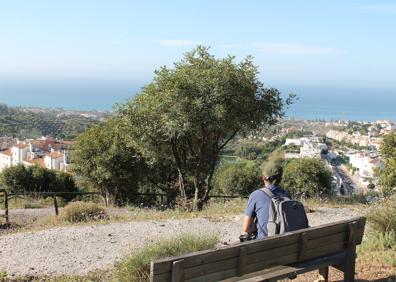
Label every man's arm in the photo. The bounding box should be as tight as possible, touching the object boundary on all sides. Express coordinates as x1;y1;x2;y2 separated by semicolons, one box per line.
242;215;255;234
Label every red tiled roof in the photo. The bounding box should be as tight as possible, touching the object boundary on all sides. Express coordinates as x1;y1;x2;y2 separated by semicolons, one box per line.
23;157;45;168
46;152;64;159
0;148;12;157
14;143;29;149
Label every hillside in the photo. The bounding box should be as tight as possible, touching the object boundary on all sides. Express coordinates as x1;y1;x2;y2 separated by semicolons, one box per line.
0;104;106;139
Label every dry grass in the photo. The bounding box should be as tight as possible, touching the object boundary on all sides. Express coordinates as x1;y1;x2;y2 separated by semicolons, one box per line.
114;233;218;282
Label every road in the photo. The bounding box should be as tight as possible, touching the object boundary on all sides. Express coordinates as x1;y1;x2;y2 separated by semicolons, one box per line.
332;165;356;195
327;154;362;195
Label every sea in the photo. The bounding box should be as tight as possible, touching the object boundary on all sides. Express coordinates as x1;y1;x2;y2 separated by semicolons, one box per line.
0;79;395;122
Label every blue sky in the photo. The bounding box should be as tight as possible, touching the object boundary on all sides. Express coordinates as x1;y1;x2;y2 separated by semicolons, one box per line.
0;0;396;113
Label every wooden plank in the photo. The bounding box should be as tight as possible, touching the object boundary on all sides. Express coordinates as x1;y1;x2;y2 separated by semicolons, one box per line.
238;246;248;276
344;222;358;282
171;260;184;282
244;242;346;275
299;232;308;260
244;230;359;266
184;256;238;279
235;252;346;282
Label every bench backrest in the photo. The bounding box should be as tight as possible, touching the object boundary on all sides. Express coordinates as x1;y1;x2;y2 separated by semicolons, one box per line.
150;216;366;282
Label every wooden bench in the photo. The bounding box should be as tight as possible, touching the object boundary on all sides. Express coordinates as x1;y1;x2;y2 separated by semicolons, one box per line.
150;216;366;282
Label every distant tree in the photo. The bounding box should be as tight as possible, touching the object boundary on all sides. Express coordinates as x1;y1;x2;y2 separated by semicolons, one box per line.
118;46;294;210
377;133;396;197
0;164;33;193
213;162;261;197
30;165;57;192
282;158;332;198
0;165;77;199
71;118;146;204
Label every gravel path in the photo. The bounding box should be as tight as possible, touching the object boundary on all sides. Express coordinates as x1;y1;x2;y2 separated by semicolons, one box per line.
0;207;363;277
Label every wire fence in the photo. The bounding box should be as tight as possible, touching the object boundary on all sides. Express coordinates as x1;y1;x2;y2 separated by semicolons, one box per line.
0;189;244;223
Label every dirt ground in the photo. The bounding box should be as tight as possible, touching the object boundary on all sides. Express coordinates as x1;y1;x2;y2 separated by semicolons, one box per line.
296;261;396;282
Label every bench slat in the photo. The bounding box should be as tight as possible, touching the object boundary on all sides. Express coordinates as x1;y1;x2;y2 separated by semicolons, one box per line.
234;252;347;282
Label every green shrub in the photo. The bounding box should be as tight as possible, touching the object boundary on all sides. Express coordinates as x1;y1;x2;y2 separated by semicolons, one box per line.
368;196;396;234
282;158;332;198
213;161;261;196
358;231;396;267
60;201;107;223
115;234;218;282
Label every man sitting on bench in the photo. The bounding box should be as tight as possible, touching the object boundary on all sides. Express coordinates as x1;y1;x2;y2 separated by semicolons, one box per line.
243;163;288;239
242;162;309;240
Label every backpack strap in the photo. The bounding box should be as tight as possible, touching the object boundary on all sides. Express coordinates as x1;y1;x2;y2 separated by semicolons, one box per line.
261;187;276;198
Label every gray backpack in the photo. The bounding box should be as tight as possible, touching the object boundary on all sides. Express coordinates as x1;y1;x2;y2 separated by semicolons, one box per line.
261;188;309;236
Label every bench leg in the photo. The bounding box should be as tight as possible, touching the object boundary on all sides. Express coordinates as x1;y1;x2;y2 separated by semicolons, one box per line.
344;245;356;282
318;266;329;282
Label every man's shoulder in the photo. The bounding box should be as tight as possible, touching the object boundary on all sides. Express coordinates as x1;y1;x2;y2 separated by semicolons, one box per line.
249;188;269;201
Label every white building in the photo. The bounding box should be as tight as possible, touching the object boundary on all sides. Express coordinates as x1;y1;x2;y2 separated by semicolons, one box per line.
11;142;30;166
0;148;12;171
44;150;68;170
284;137;327;159
285;138;302;146
346;152;383;179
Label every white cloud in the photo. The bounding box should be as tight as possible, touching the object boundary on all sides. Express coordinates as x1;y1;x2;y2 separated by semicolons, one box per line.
156;39;199;47
256;43;345;55
351;4;396;13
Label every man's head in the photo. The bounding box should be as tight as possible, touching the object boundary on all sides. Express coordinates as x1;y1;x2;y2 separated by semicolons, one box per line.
262;162;283;186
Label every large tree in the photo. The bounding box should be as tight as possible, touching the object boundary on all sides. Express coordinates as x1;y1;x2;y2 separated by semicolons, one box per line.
71;118;146;204
118;46;293;210
378;132;396;197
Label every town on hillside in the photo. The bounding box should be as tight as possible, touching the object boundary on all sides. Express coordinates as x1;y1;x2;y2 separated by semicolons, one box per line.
0;136;72;172
1;119;394;197
243;118;395;197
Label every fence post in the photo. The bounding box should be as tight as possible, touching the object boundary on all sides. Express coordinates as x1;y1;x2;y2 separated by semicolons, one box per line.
4;190;9;223
53;195;59;216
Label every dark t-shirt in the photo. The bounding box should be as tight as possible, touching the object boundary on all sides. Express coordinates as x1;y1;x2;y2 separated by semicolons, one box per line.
244;184;288;239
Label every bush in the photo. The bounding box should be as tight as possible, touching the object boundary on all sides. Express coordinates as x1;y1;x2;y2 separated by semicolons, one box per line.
60;201;107;222
282;158;332;198
0;164;77;199
212;161;261;196
114;234;218;282
368;196;396;234
358;231;396;267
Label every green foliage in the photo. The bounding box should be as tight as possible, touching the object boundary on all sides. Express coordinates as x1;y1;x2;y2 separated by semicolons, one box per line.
344;121;371;136
358;231;396;267
0;103;99;139
114;234;218;282
71;118;146;203
0;271;6;280
377;133;396;197
0;164;77;196
117;46;293;210
213;161;261;196
235;137;286;161
60;201;107;222
0;164;33;193
368;196;396;234
282;158;332;197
